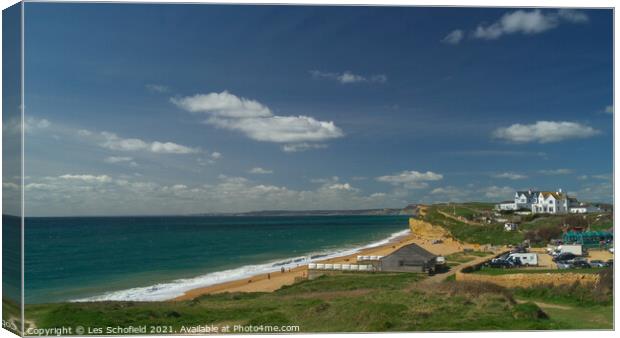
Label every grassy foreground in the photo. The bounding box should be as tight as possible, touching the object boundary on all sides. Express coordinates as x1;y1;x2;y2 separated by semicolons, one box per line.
22;271;612;333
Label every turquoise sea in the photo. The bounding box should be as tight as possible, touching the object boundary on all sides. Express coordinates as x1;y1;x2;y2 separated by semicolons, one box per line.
24;215;409;304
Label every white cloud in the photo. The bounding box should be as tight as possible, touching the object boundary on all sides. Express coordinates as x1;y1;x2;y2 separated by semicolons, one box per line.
104;156;138;167
172;91;343;152
282;143;328;153
99;132;199;154
170;91;272;118
145;84;170;93
24;117;51;133
472;9;588;40
59;174;112;183
428;186;473;202
249;167;273;174
492;121;600;143
310;70;387;84
376;170;443;189
539;168;573;175
207;115;342;143
442;29;464;44
211;152;222;159
493;172;527;180
482;185;514;199
104;156;133;163
557;9;589;23
605;105;613;114
326;183;357;191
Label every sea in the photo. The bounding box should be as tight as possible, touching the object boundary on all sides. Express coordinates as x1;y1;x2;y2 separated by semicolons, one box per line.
24;215;410;304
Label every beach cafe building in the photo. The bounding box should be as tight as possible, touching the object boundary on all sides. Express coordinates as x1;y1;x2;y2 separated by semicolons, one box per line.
379;243;438;273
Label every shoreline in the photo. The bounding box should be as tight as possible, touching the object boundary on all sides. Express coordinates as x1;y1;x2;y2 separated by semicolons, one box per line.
173;218;470;301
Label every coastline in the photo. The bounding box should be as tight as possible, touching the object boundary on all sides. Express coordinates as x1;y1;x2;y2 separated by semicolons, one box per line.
173;218;470;301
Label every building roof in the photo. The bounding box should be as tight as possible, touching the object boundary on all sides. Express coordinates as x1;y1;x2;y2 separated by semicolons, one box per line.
516;190;540;197
381;243;436;262
540;191;565;200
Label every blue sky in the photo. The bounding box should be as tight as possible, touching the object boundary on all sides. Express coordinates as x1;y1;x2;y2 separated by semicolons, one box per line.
14;4;612;216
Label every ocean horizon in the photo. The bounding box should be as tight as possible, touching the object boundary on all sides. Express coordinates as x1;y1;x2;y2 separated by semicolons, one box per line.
24;215;410;304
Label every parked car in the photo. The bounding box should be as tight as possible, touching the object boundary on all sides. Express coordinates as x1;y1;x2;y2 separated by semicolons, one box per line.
572;260;591;269
488;260;515;269
552;252;576;262
589;260;607;268
431;239;443;244
488;256;521;268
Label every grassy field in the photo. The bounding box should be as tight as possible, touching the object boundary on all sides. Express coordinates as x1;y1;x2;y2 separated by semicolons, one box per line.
423;206;523;245
22;271;612;333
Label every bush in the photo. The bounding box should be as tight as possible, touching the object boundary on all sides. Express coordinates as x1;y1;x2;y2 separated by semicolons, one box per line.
524;226;562;244
563;215;588;228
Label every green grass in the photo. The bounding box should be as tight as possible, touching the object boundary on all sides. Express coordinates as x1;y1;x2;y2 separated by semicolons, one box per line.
471;268;605;276
423;206;523;245
23;272;612;332
2;299;22;335
445;251;489;264
533;304;612;329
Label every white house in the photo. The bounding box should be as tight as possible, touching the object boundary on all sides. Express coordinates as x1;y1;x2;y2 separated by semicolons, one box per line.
496;201;517;211
495;190;539;211
569;204;601;214
531;190;569;214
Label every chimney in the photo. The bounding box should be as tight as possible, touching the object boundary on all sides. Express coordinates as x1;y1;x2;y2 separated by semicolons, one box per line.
558;188;562;194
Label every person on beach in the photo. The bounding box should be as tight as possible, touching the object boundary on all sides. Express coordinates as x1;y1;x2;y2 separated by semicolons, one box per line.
267;273;271;280
281;267;285;273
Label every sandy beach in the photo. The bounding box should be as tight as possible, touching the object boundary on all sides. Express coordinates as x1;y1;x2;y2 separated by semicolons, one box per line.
174;218;473;301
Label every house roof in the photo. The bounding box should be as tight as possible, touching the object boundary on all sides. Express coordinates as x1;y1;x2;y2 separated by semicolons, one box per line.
540;191;565;200
516;190;539;197
381;243;436;262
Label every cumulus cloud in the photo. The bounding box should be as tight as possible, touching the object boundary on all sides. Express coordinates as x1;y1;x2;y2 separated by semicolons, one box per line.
539;168;573;175
170;91;272;118
471;9;588;40
492;121;600;143
493;172;527;180
99;132;199;154
249;167;273;174
376;170;443;189
310;70;387;84
441;29;464;44
172;91;343;152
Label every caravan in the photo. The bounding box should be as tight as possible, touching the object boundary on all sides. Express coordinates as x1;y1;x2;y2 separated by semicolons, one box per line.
508;253;538;266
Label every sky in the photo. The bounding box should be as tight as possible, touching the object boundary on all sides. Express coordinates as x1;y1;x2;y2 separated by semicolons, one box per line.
7;4;613;216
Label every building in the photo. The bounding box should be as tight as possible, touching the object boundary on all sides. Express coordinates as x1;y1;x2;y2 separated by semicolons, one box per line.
569;204;601;214
496;201;517;211
531;190;569;214
514;190;540;209
504;223;518;231
378;243;438;273
495;190;539;211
